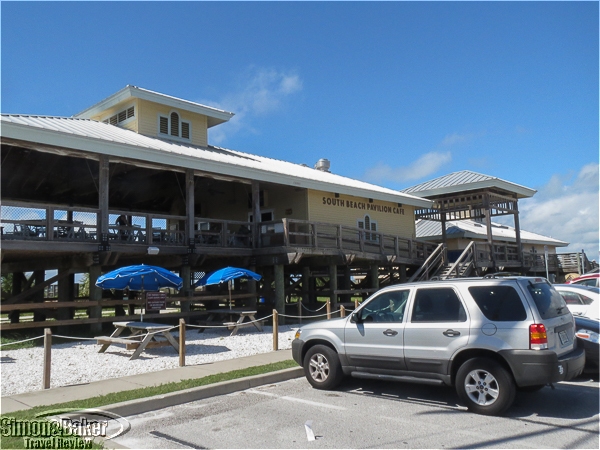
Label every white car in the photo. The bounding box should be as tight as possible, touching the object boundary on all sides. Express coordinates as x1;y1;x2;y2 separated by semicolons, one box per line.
554;284;599;319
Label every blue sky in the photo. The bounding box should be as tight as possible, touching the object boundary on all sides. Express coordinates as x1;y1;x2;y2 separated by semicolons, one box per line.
2;1;598;260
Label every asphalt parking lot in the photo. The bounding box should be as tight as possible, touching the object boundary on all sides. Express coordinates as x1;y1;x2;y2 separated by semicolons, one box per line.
112;375;599;449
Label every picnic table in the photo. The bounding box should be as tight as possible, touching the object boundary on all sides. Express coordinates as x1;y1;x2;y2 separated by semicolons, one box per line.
96;321;179;360
196;308;264;336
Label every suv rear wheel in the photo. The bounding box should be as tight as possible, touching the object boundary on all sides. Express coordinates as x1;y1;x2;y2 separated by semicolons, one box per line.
456;358;516;416
303;344;343;390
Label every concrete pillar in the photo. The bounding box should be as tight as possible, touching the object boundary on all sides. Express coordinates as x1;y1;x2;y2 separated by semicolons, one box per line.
33;270;46;322
274;264;285;325
399;264;407;283
247;266;258;308
301;266;310;305
329;263;338;311
57;269;75;334
180;265;191;312
343;266;352;304
89;265;103;334
9;272;23;323
371;264;379;291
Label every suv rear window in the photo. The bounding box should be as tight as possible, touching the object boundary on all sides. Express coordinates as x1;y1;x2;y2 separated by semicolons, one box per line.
468;286;527;321
525;282;569;319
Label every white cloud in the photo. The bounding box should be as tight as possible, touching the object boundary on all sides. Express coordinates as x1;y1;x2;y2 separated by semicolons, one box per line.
201;67;302;144
517;163;599;262
364;151;452;183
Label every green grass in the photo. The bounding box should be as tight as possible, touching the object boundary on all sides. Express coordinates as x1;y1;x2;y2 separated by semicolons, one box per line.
0;359;297;449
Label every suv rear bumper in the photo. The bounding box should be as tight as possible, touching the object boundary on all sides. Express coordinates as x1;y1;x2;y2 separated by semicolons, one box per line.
499;346;585;386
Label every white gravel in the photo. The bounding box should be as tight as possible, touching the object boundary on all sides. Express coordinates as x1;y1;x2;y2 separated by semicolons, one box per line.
0;324;299;397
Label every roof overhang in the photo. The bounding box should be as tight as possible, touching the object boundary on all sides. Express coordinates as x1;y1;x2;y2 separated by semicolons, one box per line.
1;120;433;209
73;85;235;128
409;179;536;199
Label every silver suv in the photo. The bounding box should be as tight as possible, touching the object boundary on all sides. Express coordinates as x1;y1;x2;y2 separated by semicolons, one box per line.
292;277;585;415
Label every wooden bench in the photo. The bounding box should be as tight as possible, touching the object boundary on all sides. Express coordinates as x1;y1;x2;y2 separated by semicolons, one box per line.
95;336;171;350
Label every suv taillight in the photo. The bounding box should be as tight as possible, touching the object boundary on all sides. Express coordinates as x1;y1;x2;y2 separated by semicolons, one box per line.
530;324;548;350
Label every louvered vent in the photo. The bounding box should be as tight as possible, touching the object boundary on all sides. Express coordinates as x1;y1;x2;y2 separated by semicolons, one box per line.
109;116;118;125
181;122;190;139
170;112;179;136
127;107;134;118
118;111;127;122
160;117;169;134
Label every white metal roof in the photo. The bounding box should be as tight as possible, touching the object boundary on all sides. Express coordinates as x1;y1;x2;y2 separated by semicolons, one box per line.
0;114;433;208
73;85;235;128
416;218;568;247
402;170;536;199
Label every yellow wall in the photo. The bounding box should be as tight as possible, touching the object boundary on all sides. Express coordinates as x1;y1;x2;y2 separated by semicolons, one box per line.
137;99;208;146
308;190;416;238
90;99;139;133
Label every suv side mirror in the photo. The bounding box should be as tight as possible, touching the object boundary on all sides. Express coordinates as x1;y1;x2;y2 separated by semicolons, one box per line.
351;311;363;323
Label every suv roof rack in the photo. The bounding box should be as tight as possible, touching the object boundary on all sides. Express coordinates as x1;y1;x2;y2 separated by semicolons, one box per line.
483;272;523;279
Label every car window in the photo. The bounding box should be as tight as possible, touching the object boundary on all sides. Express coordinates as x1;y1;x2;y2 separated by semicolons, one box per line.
575;278;598;287
411;288;466;322
468;286;527;321
558;291;584;305
360;290;409;323
526;282;568;319
577;292;596;305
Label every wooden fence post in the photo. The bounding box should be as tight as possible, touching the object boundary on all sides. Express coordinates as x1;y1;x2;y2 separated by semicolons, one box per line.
43;328;52;389
326;299;331;320
297;299;302;324
340;305;346;318
179;318;186;367
273;309;279;351
354;298;359;309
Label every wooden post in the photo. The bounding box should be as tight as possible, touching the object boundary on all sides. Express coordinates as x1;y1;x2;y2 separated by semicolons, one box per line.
179;319;186;367
354;298;359;309
297;298;302;324
273;309;279;351
326;299;331;320
43;328;52;389
340;305;346;318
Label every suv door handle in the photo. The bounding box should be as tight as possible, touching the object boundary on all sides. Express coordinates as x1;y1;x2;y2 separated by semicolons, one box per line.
443;329;460;337
383;329;398;337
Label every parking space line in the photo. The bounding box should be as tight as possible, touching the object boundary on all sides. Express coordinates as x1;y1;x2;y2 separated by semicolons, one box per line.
246;389;347;410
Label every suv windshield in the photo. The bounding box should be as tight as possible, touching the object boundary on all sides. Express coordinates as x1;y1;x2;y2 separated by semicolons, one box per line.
525;281;568;319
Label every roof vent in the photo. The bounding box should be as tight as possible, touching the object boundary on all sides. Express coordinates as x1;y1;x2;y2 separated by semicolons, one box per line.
314;158;331;172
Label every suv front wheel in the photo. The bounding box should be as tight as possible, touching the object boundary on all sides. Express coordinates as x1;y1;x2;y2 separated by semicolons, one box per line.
303;344;344;390
456;358;516;416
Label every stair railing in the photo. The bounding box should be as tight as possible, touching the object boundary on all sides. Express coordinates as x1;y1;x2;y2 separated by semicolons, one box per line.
408;243;446;282
442;241;476;280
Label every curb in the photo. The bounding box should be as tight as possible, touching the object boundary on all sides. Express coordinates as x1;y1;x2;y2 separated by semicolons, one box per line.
100;366;304;417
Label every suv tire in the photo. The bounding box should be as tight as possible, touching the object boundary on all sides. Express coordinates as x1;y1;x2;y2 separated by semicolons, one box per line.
456;358;516;416
303;344;343;390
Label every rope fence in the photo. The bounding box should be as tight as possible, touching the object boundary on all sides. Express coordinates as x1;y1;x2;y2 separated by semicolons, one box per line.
1;302;352;391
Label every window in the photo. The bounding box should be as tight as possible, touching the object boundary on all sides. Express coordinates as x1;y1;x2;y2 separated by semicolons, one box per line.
526;282;568;319
158;111;191;140
360;290;409;323
469;286;527;321
411;288;467;322
103;106;135;126
358;215;378;241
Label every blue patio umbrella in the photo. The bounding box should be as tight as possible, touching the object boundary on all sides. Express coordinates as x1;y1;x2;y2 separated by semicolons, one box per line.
96;264;183;321
195;266;262;309
96;264;183;291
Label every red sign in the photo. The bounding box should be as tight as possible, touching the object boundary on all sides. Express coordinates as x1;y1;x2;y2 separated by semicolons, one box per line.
146;292;167;311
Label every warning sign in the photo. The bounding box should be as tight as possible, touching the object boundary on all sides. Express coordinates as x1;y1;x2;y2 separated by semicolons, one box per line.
146;292;167;312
